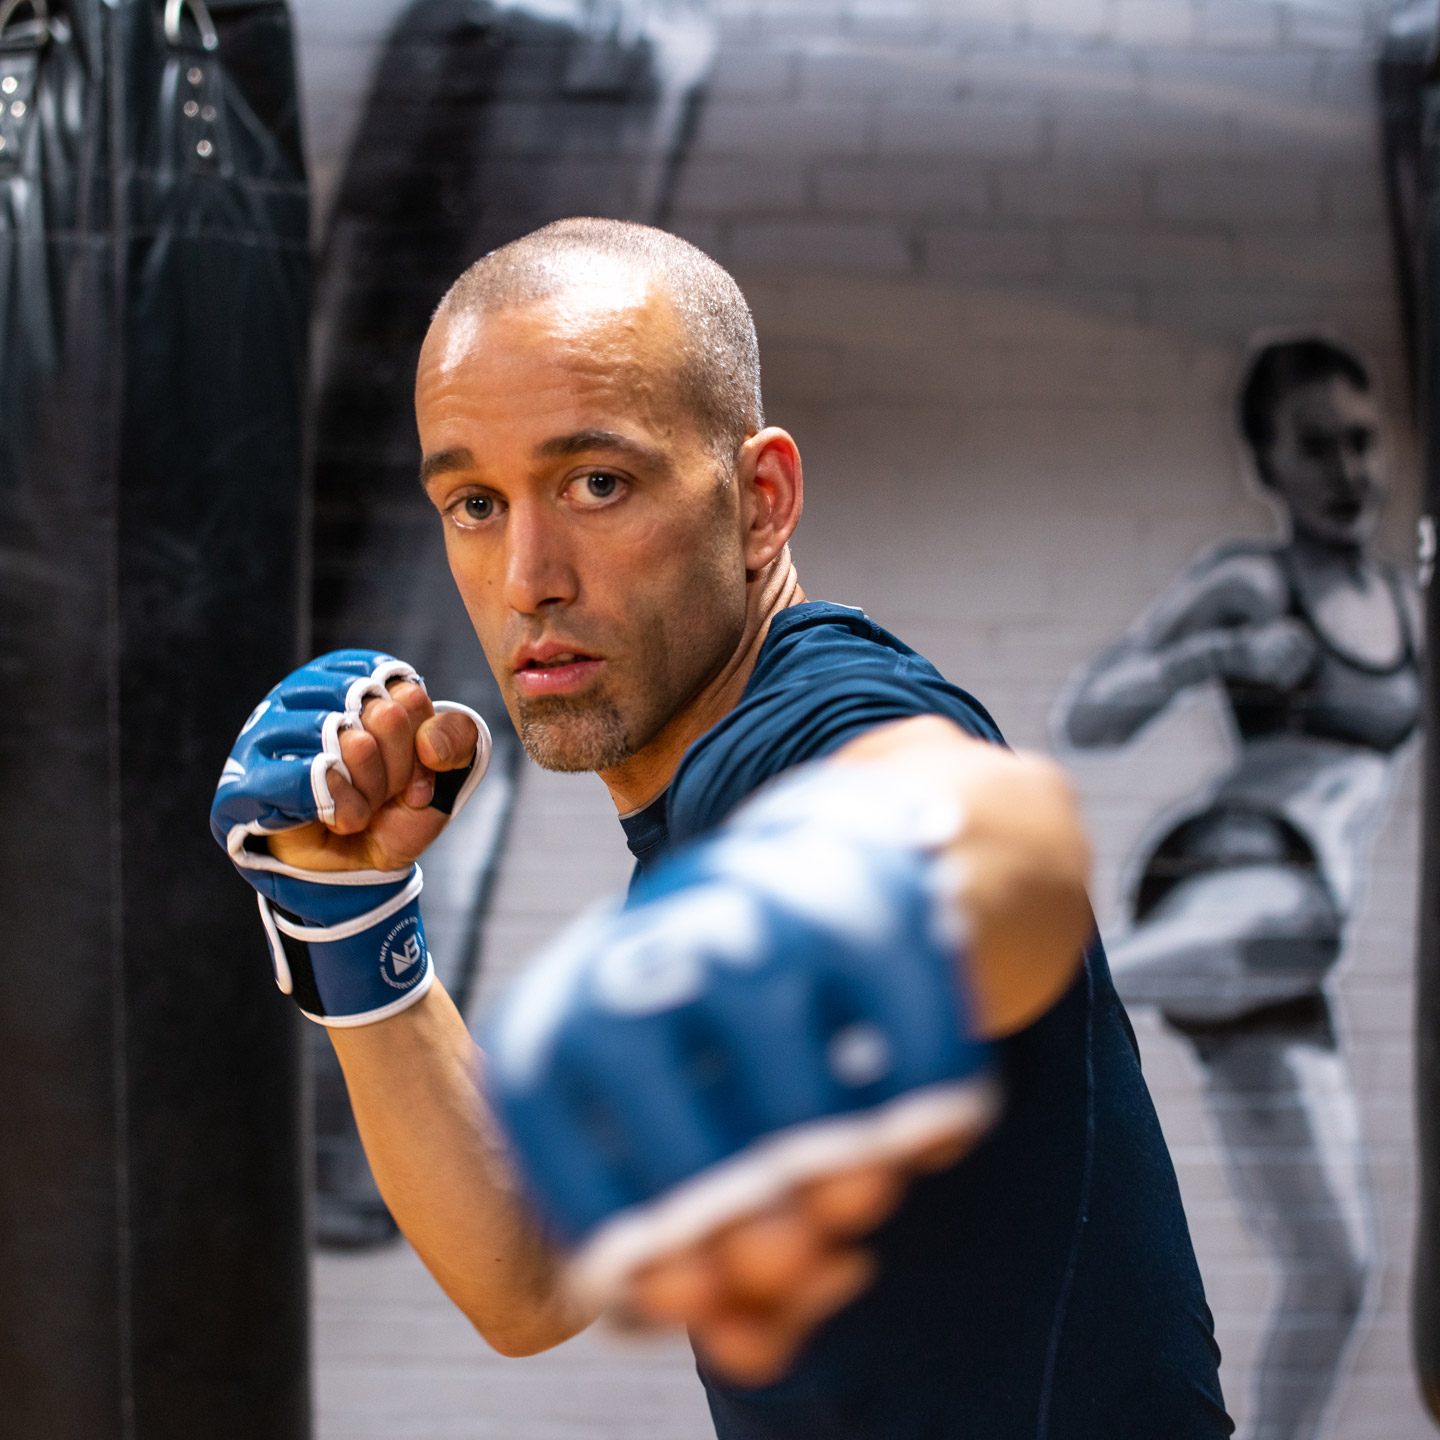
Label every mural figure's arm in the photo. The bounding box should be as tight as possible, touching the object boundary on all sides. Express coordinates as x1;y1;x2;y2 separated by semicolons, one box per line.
1062;545;1317;748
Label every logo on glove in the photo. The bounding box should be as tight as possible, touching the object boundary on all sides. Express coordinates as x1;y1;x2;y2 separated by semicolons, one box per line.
379;916;428;990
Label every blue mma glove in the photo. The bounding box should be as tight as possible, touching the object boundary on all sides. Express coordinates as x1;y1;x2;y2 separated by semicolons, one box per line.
210;650;492;1026
483;764;1000;1304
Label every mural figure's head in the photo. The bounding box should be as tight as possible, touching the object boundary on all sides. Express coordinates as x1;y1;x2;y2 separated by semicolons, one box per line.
1239;337;1384;548
414;218;802;775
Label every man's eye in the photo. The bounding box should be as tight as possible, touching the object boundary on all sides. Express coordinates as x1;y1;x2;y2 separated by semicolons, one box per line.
575;472;621;504
461;495;493;522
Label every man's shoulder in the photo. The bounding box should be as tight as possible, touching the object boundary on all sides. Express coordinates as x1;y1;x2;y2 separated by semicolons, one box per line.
753;602;995;706
666;602;1002;846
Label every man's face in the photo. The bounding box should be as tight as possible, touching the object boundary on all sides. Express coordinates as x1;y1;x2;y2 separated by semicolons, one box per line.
1262;377;1384;548
416;286;750;772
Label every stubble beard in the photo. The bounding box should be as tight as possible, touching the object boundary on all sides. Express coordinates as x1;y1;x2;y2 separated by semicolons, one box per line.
515;691;636;772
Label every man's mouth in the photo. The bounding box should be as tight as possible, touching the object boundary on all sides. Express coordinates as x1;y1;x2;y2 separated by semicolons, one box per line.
512;650;604;698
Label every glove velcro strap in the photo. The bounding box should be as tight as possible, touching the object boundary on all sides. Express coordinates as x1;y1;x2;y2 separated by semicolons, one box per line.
257;866;435;1027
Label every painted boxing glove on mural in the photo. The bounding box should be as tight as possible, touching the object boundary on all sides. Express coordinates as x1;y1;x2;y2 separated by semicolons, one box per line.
483;764;1000;1303
211;650;491;1025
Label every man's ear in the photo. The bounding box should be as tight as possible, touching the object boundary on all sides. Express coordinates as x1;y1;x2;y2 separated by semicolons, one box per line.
736;428;803;573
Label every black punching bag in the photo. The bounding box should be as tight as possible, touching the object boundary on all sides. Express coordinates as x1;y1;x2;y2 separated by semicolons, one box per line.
0;2;310;1436
1417;63;1440;1427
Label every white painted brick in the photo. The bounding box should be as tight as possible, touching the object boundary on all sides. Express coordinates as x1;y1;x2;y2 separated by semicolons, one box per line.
1153;160;1325;224
933;0;1025;45
1113;0;1194;46
815;158;991;216
705;46;798;101
798;45;964;100
731;218;912;272
670;157;809;214
1238;225;1391;285
667;214;727;261
1314;53;1380;110
1055;102;1237;159
847;0;943;43
755;339;849;401
1285;2;1370;51
1325;165;1387;224
961;43;1140;101
711;0;764;37
876;98;1045;156
1197;0;1284;47
921;223;1058;280
998;161;1147;222
697;98;873;155
1142;277;1387;342
1023;0;1112;42
1062;225;1236;281
1143;48;1322;105
753;0;853;40
1230;104;1377;165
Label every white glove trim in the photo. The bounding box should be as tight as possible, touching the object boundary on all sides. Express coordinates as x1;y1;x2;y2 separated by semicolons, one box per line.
432;701;493;813
256;891;294;994
311;713;352;826
565;1075;1001;1310
308;658;423;824
302;961;436;1029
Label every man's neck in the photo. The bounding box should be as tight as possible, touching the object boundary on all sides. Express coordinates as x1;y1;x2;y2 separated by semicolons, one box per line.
599;555;805;814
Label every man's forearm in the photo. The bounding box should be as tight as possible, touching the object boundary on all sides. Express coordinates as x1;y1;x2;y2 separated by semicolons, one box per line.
329;982;596;1356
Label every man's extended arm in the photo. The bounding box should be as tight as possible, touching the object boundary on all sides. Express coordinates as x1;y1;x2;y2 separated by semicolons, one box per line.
834;713;1091;1038
280;686;1092;1375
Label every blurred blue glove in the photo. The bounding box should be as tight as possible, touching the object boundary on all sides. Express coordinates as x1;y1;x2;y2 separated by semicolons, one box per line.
483;764;999;1302
210;649;491;1026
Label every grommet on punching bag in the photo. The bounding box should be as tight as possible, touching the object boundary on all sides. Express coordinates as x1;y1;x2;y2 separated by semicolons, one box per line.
0;2;310;1436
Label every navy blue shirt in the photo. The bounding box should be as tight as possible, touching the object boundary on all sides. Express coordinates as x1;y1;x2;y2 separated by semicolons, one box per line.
620;603;1232;1440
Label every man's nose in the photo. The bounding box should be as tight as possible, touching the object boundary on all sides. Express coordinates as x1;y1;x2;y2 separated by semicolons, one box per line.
503;503;579;615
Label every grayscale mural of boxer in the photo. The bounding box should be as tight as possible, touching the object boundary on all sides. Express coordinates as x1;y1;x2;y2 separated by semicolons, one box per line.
1058;337;1422;1440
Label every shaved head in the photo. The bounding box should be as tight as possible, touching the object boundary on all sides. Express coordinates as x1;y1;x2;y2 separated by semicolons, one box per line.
434;218;764;461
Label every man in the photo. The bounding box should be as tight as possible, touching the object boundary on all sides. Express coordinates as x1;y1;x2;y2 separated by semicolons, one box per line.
218;219;1232;1436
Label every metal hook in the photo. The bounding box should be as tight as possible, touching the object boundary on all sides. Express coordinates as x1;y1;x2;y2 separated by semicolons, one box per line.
164;0;218;52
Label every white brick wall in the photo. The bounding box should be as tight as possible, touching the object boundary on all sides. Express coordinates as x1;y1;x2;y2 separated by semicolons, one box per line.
299;0;1427;1435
